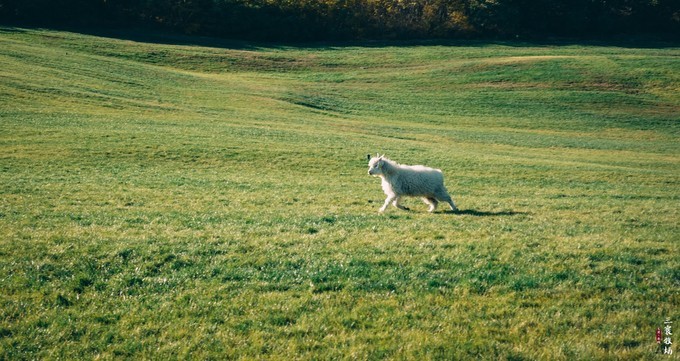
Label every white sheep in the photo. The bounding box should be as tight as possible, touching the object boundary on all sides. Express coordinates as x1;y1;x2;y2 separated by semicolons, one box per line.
367;154;458;213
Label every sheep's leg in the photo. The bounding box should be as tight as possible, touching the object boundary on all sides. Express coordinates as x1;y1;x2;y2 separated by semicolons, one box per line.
422;197;438;213
380;195;396;213
392;196;409;211
446;198;458;212
436;191;458;212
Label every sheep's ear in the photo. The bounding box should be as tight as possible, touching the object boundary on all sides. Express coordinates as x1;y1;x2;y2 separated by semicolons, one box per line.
367;154;371;161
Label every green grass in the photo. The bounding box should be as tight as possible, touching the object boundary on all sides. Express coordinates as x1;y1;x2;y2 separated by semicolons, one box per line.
1;27;678;359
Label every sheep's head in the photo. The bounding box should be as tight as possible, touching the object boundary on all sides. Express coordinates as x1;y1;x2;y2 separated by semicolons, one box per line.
367;153;385;176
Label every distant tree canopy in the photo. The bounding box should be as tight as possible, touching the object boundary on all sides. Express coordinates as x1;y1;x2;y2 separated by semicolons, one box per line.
1;0;678;40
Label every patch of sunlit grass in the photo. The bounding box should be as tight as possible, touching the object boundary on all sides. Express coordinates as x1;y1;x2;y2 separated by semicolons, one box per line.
0;27;678;359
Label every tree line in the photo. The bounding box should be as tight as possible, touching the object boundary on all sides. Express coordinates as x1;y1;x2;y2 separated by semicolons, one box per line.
1;0;677;40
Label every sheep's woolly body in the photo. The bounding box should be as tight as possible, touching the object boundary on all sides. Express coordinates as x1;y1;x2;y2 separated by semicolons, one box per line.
379;160;443;196
368;155;458;213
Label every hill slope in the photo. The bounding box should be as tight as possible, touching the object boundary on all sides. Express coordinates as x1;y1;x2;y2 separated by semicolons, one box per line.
0;28;678;359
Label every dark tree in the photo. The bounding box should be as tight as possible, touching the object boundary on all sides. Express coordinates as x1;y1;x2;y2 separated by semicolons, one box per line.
0;0;677;40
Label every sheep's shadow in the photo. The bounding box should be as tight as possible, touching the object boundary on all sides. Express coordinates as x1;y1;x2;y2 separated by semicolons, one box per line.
447;209;527;217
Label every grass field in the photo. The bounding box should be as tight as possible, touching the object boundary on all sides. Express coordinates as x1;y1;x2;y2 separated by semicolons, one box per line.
0;27;678;359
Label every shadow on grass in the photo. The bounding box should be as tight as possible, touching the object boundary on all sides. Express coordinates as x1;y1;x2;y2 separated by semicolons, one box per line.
451;209;527;217
2;25;677;51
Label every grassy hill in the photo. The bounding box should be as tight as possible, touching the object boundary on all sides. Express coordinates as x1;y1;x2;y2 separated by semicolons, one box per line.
0;28;678;359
